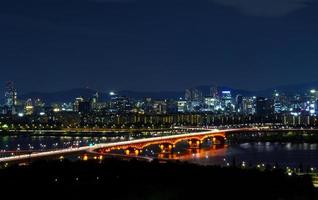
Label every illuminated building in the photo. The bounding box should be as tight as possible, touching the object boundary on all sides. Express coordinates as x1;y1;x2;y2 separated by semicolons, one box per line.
221;90;234;112
177;99;187;113
221;91;232;105
185;88;203;102
203;97;219;112
24;99;34;115
33;98;45;115
152;100;167;114
210;86;219;99
109;93;131;114
235;94;243;113
74;97;84;112
273;91;282;114
61;103;74;112
185;88;203;112
242;97;256;115
90;92;99;110
4;81;18;114
307;89;318;116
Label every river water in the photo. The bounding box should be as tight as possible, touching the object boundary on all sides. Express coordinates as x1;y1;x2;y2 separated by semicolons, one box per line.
165;142;318;169
1;135;318;169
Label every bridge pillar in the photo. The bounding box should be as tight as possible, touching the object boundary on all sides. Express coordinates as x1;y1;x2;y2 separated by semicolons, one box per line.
125;149;143;156
211;136;226;144
159;144;174;154
188;140;202;149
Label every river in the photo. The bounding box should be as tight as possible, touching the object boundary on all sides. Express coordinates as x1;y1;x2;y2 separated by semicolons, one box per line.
1;135;318;170
163;142;318;169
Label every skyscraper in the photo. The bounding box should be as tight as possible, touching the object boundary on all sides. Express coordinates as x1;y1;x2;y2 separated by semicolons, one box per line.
273;90;282;114
185;88;203;102
4;81;18;114
242;97;256;115
90;92;99;111
185;88;203;112
74;97;84;112
210;86;219;99
221;90;233;111
24;98;34;115
308;89;318;116
236;94;243;113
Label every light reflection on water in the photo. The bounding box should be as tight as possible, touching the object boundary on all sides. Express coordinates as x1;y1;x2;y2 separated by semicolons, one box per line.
160;143;318;168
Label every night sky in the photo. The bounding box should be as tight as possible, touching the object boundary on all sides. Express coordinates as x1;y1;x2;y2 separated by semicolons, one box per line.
1;0;318;93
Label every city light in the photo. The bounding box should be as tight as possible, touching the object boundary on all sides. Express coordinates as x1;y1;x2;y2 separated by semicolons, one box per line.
1;3;318;198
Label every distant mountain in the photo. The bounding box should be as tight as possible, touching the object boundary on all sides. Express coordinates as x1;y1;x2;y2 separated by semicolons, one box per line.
19;88;102;104
18;88;184;104
15;81;318;104
119;90;183;100
18;87;252;104
195;85;253;97
255;81;318;96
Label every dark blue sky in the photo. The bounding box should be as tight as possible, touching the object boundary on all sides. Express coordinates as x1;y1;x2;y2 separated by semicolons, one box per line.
1;0;318;93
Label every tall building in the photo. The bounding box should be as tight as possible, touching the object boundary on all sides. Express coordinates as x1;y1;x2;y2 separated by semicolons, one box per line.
221;90;234;112
307;89;318;115
242;97;256;115
24;99;34;115
289;94;302;116
109;93;131;114
177;99;187;113
210;86;219;99
185;88;203;112
273;91;282;114
4;81;18;114
90;92;99;111
152;100;167;114
203;97;219;112
61;103;74;112
235;94;243;113
74;97;84;112
185;88;203;102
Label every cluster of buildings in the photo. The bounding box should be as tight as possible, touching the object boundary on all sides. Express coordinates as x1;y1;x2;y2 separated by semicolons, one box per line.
2;83;318;117
177;87;318;117
2;82;47;117
0;82;174;117
2;82;318;128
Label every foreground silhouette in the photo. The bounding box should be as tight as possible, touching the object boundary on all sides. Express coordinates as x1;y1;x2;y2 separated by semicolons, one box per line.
0;158;316;200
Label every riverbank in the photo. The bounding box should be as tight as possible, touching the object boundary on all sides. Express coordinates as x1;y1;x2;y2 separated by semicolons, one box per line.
228;131;318;143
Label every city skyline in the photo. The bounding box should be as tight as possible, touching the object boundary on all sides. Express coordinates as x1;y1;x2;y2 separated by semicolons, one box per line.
1;1;318;197
3;79;318;95
2;79;318;118
1;0;318;93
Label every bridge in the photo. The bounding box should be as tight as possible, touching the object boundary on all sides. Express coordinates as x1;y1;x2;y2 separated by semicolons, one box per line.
93;128;228;155
0;127;314;163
